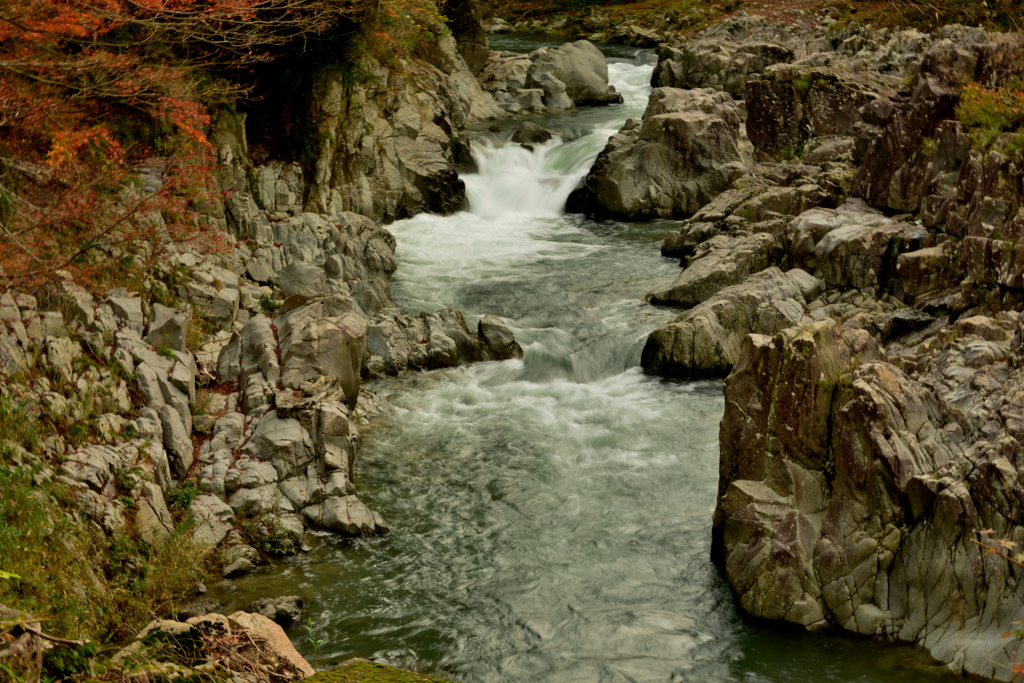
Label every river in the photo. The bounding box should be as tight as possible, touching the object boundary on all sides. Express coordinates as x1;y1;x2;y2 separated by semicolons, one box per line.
219;37;958;683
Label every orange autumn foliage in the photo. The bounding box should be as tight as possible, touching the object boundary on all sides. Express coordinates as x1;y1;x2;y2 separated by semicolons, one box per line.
0;0;366;290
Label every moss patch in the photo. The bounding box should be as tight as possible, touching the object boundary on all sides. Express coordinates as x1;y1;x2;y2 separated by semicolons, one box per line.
305;659;456;683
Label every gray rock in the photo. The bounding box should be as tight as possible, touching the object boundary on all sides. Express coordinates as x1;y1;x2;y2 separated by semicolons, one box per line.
276;301;366;407
303;495;389;536
191;494;235;547
478;315;523;360
273;262;326;299
135;482;175;545
641;267;809;378
107;296;144;334
526;41;622;107
568;88;745;220
159;405;193;478
146;304;190;353
250;596;303;626
649;233;783;307
245;411;315;480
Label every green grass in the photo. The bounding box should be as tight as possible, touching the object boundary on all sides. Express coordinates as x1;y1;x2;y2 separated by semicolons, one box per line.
0;395;40;453
0;464;214;681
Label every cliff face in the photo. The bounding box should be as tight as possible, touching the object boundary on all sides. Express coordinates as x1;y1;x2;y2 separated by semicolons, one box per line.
225;22;503;228
619;13;1024;679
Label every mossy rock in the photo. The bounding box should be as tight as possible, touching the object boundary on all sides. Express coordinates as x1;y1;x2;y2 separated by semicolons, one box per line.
304;659;456;683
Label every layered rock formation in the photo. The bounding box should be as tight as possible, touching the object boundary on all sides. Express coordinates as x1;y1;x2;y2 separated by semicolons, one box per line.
714;315;1024;680
635;12;1024;680
0;2;524;586
232;15;505;225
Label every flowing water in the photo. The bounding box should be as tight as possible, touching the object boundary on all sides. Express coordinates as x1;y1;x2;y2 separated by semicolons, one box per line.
219;39;960;683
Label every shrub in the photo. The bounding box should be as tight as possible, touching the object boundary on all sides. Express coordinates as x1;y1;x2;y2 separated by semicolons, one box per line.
956;81;1024;152
0;465;213;666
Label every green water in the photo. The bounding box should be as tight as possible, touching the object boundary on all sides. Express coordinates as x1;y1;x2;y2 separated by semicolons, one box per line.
216;39;960;683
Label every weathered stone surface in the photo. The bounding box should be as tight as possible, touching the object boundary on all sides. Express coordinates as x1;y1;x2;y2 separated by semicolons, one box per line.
250;596;303;626
526;41;622;108
713;314;1024;680
145;304;190;353
745;65;879;159
191;493;235;547
227;612;315;678
649;233;783;307
135;482;175;545
276;300;367;406
159;404;193;478
641;267;810;378
303;495;390;536
568;88;745;220
653;38;793;97
244;411;315;480
478;315;523;360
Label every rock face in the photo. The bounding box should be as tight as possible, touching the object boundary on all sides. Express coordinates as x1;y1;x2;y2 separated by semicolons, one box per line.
568;87;746;220
641;267;817;377
220;14;504;227
745;65;880;160
652;16;795;96
713;316;1024;680
439;0;490;75
480;40;621;114
635;15;1024;681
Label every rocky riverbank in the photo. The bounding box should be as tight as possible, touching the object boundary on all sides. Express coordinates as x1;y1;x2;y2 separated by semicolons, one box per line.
0;0;536;677
570;11;1024;681
5;0;1024;678
0;2;653;677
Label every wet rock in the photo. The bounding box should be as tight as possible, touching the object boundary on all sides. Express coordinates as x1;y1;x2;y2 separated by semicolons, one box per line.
303;495;390;536
250;596;303;626
649;233;783;307
478;315;523;360
526;41;622;108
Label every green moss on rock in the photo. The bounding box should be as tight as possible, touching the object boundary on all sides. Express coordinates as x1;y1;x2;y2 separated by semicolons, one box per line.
304;659;456;683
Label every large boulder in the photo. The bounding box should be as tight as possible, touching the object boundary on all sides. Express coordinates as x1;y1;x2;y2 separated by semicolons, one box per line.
567;88;745;220
649;233;783;307
641;267;815;378
526;41;623;108
275;297;367;407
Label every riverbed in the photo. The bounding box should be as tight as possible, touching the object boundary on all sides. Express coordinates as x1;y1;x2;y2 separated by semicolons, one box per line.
218;37;958;683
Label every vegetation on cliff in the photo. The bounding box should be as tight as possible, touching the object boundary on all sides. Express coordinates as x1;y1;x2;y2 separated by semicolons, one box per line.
0;0;450;291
